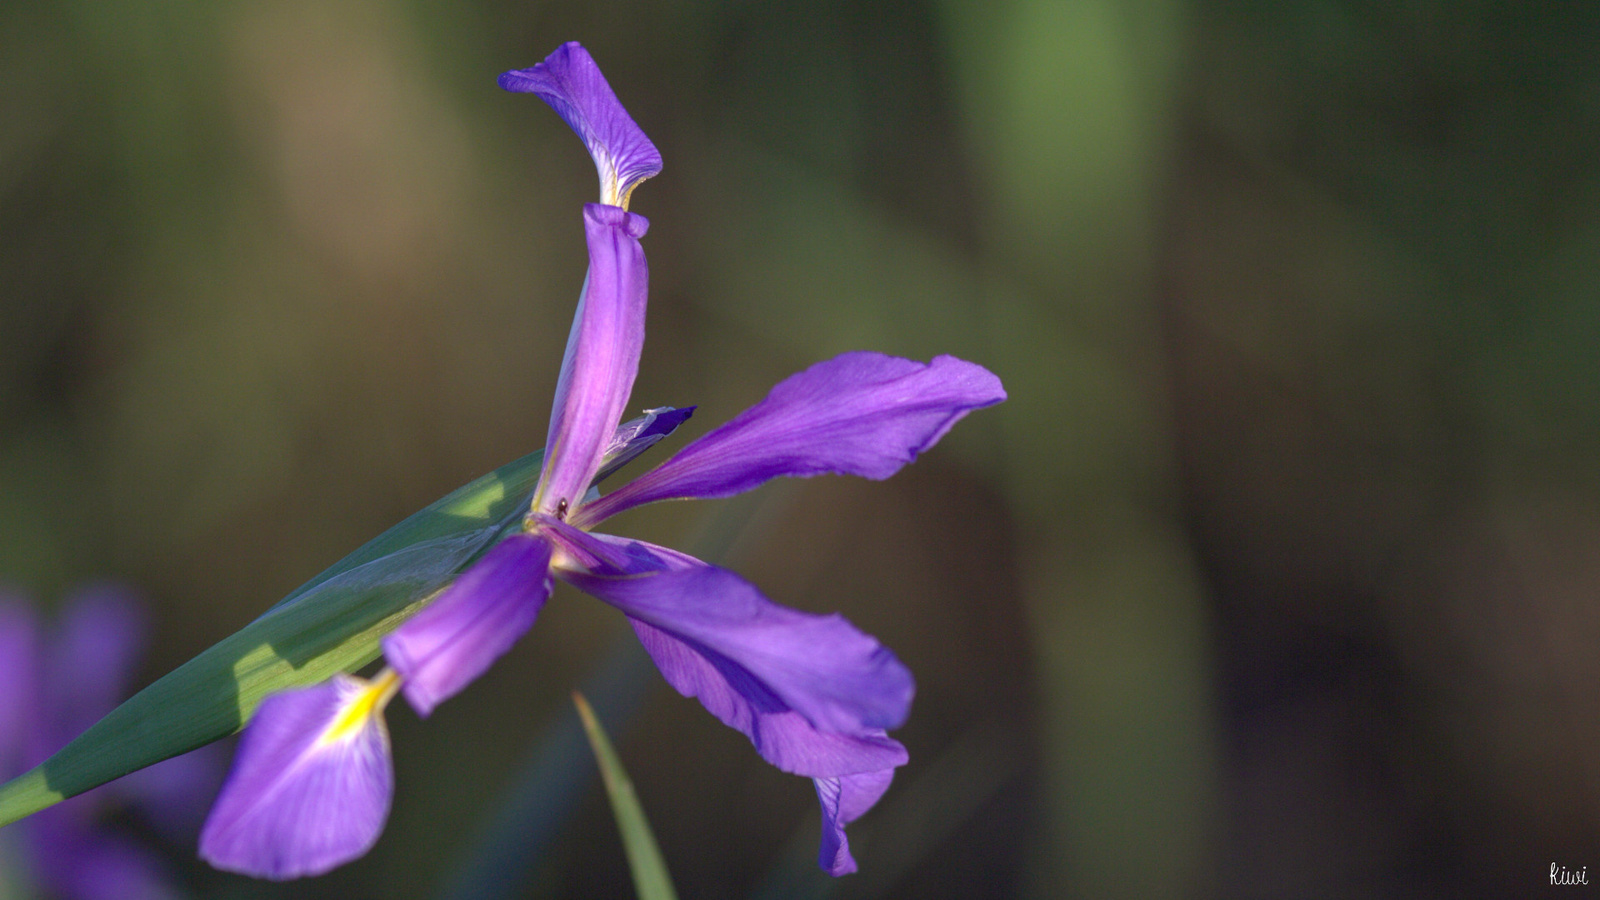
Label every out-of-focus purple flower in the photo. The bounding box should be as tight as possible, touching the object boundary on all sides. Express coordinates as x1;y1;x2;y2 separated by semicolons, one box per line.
0;585;223;900
199;41;1005;881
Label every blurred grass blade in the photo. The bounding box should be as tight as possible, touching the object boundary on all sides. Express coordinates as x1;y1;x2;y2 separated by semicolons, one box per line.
574;691;678;900
0;448;548;829
437;637;657;900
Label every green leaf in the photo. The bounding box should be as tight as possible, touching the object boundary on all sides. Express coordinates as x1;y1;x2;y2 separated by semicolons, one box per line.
0;448;548;829
573;691;678;900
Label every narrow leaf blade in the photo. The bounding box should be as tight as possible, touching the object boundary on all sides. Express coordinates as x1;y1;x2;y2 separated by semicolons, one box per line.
574;691;678;900
0;449;547;827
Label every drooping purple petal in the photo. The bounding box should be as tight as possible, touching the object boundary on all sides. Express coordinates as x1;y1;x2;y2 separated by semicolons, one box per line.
558;560;914;773
532;204;650;520
815;769;895;876
572;352;1006;528
628;616;909;777
0;593;40;775
383;533;553;717
199;674;396;880
499;42;663;209
594;406;695;485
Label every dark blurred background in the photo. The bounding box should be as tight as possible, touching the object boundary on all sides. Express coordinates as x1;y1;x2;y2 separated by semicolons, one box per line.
4;1;1598;897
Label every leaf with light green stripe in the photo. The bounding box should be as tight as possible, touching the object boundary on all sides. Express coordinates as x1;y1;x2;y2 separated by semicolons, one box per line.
574;691;678;900
0;447;548;829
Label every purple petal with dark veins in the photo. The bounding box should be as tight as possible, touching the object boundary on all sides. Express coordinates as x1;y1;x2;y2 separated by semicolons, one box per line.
199;675;395;880
815;769;896;876
533;204;650;519
499;42;662;208
383;533;553;717
559;560;913;772
572;352;1005;528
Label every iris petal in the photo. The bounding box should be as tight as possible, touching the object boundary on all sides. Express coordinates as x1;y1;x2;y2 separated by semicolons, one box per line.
199;674;396;880
815;769;895;876
557;553;913;765
383;533;553;717
554;543;908;876
534;204;650;519
572;352;1005;528
594;406;695;484
626;616;909;777
498;42;662;209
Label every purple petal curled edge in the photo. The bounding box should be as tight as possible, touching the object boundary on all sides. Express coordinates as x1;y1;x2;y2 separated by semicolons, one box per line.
816;769;895;876
594;406;695;484
499;42;663;209
558;558;913;775
384;533;553;717
534;204;651;519
199;675;395;880
572;352;1006;528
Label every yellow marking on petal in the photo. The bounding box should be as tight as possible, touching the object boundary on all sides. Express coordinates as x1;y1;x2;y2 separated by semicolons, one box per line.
599;153;623;208
317;668;401;747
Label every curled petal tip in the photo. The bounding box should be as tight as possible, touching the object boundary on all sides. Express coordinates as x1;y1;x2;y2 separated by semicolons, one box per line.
816;769;896;876
596;406;696;484
501;42;662;208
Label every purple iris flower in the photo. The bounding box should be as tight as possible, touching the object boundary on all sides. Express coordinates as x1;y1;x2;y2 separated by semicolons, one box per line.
199;41;1005;881
0;585;221;900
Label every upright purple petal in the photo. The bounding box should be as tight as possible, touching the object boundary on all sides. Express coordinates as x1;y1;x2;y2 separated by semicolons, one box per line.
533;204;650;520
572;352;1005;528
815;769;895;876
383;533;553;717
199;674;397;880
499;42;662;209
559;559;914;771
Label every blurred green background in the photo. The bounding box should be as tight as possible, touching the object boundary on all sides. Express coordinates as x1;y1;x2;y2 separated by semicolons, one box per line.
4;1;1598;897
